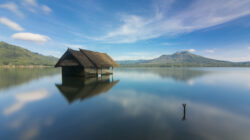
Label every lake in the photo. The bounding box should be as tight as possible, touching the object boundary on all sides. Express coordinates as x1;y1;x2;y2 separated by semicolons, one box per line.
0;67;250;140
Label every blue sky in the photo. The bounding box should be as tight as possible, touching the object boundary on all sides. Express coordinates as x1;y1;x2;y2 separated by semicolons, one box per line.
0;0;250;61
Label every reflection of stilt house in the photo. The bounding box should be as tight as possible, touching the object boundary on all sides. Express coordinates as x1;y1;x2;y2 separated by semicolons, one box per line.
55;49;119;77
56;76;119;104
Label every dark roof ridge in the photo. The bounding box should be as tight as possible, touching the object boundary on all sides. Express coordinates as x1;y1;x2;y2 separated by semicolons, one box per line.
67;49;84;66
79;49;99;68
55;48;118;68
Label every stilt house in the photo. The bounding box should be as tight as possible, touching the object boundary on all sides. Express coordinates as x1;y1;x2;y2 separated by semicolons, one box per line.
55;49;119;76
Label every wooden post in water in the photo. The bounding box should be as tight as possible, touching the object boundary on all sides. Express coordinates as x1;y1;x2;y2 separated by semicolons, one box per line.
182;104;186;121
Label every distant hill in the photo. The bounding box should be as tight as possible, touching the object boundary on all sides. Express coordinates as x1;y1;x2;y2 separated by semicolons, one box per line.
0;41;58;66
118;51;250;67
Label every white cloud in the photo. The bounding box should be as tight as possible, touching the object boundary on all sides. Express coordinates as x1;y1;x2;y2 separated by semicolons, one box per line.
188;49;196;52
248;47;250;50
41;5;52;14
114;51;160;60
94;0;250;43
12;32;50;43
0;17;24;31
161;42;173;46
0;2;24;17
201;47;250;62
23;0;38;7
93;15;161;43
22;0;52;14
205;49;215;53
64;44;87;49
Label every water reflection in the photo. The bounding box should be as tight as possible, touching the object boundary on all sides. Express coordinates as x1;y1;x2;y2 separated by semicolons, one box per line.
3;89;49;116
56;75;119;104
0;68;250;140
105;89;250;140
117;68;211;82
0;68;59;91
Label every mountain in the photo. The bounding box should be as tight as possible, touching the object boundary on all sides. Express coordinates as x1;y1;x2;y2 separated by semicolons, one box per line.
0;41;58;66
118;51;250;67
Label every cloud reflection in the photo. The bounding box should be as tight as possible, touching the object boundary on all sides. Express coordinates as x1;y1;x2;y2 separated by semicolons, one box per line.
198;70;250;90
106;89;250;140
107;89;180;117
3;89;49;115
9;114;27;129
20;124;40;140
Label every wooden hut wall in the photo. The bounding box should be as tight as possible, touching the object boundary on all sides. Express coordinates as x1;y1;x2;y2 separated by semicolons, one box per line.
62;66;84;76
84;68;111;75
62;67;111;77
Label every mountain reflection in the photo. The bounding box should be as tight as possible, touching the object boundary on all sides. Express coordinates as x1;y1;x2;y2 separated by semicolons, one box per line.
0;68;60;91
117;68;211;82
56;75;119;104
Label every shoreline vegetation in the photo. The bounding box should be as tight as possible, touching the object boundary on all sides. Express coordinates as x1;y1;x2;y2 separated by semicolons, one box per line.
118;64;250;67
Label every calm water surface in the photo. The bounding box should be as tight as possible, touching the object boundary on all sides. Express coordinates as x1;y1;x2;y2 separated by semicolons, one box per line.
0;67;250;140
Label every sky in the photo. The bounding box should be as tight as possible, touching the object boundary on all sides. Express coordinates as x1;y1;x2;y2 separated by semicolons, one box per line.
0;0;250;61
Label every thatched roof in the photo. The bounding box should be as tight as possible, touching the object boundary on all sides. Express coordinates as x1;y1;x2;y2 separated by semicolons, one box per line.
56;76;119;104
55;48;119;68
